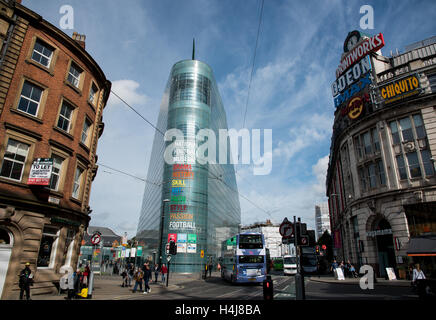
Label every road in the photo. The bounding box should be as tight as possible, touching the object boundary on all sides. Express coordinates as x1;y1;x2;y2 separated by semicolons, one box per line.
123;273;294;300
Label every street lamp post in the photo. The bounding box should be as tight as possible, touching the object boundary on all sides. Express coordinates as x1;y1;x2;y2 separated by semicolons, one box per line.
158;198;170;267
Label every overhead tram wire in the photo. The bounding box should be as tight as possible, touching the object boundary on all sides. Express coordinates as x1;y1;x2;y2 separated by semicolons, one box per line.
110;89;166;136
242;0;265;130
236;0;265;173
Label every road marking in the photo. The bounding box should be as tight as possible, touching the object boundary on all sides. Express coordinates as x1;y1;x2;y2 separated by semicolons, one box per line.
215;288;246;298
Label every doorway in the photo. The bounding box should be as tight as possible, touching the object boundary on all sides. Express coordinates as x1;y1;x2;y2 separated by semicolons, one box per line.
375;219;396;278
0;227;13;299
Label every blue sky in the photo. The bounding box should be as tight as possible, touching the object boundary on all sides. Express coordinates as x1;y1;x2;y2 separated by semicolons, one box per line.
23;0;436;237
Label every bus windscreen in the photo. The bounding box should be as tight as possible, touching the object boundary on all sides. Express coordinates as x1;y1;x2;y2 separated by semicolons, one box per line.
239;255;264;264
284;257;296;264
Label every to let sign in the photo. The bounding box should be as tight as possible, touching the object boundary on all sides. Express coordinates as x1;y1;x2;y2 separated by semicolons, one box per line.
27;158;53;186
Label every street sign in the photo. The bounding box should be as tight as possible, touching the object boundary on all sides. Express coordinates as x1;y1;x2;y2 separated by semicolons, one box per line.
167;255;172;262
299;235;309;246
279;218;294;238
91;233;101;245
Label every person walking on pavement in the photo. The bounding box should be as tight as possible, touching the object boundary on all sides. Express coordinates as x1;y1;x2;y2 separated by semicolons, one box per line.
121;269;128;287
161;264;168;284
127;263;134;287
153;264;160;283
132;268;144;293
142;263;152;293
18;263;33;300
412;264;426;286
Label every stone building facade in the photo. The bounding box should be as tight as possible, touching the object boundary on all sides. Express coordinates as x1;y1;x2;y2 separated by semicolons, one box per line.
326;31;436;279
0;0;110;299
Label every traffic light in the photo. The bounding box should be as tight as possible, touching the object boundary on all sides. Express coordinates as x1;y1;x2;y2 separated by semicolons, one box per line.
263;275;274;300
315;245;320;254
169;240;177;255
322;244;327;250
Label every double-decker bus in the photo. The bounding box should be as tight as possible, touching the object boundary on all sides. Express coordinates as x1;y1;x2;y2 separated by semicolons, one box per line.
220;232;267;284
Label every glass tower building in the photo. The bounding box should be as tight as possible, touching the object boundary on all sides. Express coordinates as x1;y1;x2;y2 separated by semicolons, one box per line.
137;59;241;273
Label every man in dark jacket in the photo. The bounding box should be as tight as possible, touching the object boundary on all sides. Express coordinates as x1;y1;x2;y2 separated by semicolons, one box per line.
19;263;33;300
142;262;152;293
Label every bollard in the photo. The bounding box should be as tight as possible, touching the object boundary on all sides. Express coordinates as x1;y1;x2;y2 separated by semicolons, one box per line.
295;273;304;300
87;271;94;299
263;275;274;300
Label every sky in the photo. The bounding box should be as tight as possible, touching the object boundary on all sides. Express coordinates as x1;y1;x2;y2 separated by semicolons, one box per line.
23;0;436;238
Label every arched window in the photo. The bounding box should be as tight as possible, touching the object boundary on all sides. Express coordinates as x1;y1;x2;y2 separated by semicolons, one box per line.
0;227;12;246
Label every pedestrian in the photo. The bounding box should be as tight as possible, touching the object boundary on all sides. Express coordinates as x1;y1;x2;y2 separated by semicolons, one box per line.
74;268;82;296
154;264;160;283
345;260;352;278
121;269;128;287
132;268;144;293
330;259;338;273
349;264;358;278
142;263;152;293
18;263;33;300
412;264;426;287
208;262;213;278
66;271;75;300
127;263;134;287
83;264;90;287
161;263;168;284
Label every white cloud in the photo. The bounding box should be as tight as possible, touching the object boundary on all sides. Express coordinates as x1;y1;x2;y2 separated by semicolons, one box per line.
108;79;149;107
312;155;330;195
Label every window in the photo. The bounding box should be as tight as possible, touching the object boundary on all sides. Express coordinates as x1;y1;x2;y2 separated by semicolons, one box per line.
238;255;264;264
354;127;380;160
413;114;426;139
377;160;386;186
0;138;29;181
390;114;434;180
407;152;422;178
372;128;380;152
37;226;59;268
399;117;413;142
421;150;435;176
72;166;84;199
368;163;377;188
81;118;92;145
396;155;407;180
17;81;43;116
57;101;74;132
390;121;400;145
31;39;53;67
363;132;372;155
358;160;386;192
67;62;82;88
89;83;98;105
49;155;64;191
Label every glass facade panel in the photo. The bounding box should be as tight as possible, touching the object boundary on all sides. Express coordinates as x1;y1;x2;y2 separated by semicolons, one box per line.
137;60;240;273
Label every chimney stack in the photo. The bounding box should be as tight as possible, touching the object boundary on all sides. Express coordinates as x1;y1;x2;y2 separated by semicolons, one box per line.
72;32;86;49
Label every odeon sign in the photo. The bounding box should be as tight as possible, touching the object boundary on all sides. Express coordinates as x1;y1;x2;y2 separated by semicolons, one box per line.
332;31;385;119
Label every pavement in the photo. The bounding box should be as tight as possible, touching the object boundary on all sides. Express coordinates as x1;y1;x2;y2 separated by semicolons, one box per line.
32;271;208;300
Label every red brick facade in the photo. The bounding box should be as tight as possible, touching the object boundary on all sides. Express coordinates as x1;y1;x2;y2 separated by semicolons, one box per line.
0;1;110;299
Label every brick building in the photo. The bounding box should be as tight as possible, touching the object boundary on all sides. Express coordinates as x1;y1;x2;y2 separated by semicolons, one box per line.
0;0;110;299
326;31;436;279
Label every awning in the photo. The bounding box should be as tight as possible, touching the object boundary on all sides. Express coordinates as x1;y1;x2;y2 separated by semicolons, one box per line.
406;236;436;257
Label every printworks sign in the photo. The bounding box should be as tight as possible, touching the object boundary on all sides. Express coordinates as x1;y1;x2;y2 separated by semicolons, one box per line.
27;158;53;186
379;74;421;104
